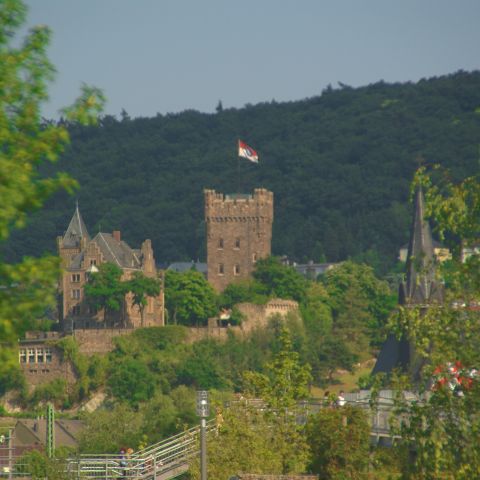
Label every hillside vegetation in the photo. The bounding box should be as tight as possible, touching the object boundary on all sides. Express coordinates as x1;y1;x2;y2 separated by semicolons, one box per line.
5;71;480;272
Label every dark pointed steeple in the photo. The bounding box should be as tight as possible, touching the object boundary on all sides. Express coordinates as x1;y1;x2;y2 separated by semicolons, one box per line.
399;187;444;305
372;186;443;378
62;202;90;248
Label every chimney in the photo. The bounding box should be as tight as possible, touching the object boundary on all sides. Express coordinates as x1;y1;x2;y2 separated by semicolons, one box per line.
113;230;121;242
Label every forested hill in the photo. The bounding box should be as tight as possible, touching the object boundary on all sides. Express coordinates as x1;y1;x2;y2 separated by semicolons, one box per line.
5;71;480;272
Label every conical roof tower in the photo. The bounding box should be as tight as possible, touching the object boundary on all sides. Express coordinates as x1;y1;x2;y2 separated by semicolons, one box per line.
372;187;443;377
62;202;90;248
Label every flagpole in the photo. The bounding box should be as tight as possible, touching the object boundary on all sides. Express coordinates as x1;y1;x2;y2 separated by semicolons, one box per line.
237;139;241;193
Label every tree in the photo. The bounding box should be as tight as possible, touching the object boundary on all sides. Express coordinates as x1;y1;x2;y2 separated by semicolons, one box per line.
164;269;217;326
189;328;314;478
253;257;308;303
107;358;156;406
242;327;312;473
321;261;396;351
0;0;104;392
219;279;268;307
78;403;143;453
190;402;288;480
386;167;480;478
125;271;161;326
306;405;370;480
84;263;126;322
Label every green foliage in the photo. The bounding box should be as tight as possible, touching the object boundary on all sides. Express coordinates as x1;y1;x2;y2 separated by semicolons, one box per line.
193;330;312;479
243;326;311;409
107;358;156;406
392;384;480;479
384;167;480;478
126;325;188;350
241;327;312;474
306;405;371;480
139;386;197;442
191;401;308;480
164;269;217;326
178;340;232;390
84;263;160;324
29;379;68;408
253;256;308;303
0;0;104;394
125;270;161;324
18;449;70;480
84;262;126;319
219;279;268;307
321;261;396;351
79;403;144;453
7;71;480;274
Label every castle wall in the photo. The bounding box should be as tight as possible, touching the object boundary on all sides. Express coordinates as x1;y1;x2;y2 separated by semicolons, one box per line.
19;334;77;387
185;298;299;342
205;188;273;292
73;328;134;355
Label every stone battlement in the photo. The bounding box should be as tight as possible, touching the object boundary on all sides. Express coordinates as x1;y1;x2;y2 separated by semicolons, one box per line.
204;188;273;220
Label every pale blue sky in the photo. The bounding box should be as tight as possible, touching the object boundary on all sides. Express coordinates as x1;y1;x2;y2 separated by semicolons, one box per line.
24;0;480;119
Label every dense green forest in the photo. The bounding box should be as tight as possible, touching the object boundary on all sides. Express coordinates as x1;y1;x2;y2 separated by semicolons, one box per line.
5;71;480;272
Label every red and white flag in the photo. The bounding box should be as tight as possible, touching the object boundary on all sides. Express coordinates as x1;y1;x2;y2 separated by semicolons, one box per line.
238;140;259;163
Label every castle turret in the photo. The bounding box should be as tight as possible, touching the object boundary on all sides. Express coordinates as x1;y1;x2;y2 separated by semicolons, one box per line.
205;188;274;292
57;203;90;267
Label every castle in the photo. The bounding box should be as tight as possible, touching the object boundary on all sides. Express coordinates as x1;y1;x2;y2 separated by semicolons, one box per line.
18;206;165;386
57;204;164;331
205;188;274;292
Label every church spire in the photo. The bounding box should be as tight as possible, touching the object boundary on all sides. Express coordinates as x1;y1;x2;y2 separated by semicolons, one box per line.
399;187;443;305
62;202;90;248
371;185;444;378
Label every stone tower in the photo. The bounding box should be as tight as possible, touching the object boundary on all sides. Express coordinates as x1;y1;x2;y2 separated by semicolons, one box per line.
372;187;444;380
205;188;274;292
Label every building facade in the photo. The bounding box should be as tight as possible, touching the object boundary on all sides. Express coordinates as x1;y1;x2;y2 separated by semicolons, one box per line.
204;188;273;292
57;205;164;332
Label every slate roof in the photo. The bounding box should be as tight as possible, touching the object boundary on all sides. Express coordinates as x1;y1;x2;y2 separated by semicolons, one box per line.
91;232;142;269
168;261;207;275
62;204;90;248
69;233;142;270
14;419;84;448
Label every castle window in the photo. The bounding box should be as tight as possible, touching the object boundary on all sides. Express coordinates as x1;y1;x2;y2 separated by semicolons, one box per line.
45;348;52;363
90;259;97;266
36;348;44;363
234;264;240;275
19;349;27;364
71;273;81;282
218;238;224;249
72;305;81;316
234;238;241;249
72;289;81;299
28;348;35;363
218;264;224;275
252;253;257;263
